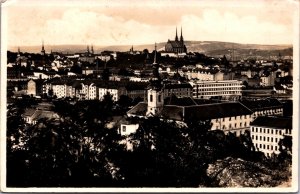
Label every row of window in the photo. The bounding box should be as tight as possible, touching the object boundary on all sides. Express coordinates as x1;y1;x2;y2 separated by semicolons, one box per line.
216;122;248;130
195;83;241;87
255;143;278;151
216;115;248;122
197;91;241;96
195;87;241;91
252;135;279;142
254;109;282;115
251;127;284;135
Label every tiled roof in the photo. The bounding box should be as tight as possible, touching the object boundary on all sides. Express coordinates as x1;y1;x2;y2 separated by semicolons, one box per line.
239;98;282;111
167;40;185;48
183;102;253;121
164;95;197;106
127;101;253;121
160;106;184;120
127;102;147;116
164;83;192;89
251;116;292;129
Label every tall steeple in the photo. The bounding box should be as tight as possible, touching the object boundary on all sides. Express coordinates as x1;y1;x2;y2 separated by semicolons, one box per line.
175;27;178;41
91;45;94;54
41;40;45;55
146;42;164;116
87;45;90;54
180;26;183;42
17;47;21;57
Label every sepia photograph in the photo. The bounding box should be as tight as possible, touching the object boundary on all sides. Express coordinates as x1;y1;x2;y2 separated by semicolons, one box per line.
0;0;299;192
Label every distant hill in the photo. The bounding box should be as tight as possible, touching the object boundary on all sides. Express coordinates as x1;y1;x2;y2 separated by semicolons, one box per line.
9;41;292;58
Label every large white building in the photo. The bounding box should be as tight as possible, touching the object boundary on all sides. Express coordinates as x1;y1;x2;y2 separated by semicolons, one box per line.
189;80;243;100
250;116;292;157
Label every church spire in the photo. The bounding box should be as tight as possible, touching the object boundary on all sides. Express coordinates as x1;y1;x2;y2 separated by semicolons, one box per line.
180;26;183;42
153;43;157;64
175;27;178;41
17;47;21;57
41;40;45;55
91;45;94;54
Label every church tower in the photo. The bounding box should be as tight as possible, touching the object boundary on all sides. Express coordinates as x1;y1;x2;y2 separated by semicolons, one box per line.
146;43;164;116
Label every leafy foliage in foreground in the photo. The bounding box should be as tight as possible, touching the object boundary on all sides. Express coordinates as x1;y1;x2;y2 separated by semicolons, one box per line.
7;99;292;187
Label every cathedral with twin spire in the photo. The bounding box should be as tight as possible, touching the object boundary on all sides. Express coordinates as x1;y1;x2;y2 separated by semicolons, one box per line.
165;27;187;54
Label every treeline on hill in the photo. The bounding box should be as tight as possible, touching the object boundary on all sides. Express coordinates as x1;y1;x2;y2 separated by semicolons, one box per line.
7;97;291;187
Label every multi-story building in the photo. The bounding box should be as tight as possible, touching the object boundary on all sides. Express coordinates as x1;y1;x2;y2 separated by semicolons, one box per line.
250;116;292;157
189;80;243;100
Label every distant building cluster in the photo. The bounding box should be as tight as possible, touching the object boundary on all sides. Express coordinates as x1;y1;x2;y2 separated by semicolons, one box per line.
7;27;293;157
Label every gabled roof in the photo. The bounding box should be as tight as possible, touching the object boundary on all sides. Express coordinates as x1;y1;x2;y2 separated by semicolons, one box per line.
251;116;292;129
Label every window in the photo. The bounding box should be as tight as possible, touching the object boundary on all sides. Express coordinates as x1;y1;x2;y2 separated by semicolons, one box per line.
260;128;262;133
256;127;258;133
256;136;258;140
267;145;269;149
267;129;269;134
150;94;153;102
271;145;273;150
271;137;273;142
122;126;126;132
263;128;265;133
267;137;269;142
263;137;265;141
260;136;262;141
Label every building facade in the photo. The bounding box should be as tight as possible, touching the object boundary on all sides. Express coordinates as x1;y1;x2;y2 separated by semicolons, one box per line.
189;80;243;100
250;116;292;157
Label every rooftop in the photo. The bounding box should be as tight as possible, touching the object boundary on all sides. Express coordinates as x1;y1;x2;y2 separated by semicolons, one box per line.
251;116;292;129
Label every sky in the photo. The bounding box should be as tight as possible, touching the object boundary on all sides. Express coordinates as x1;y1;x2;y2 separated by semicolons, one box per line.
3;0;298;47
